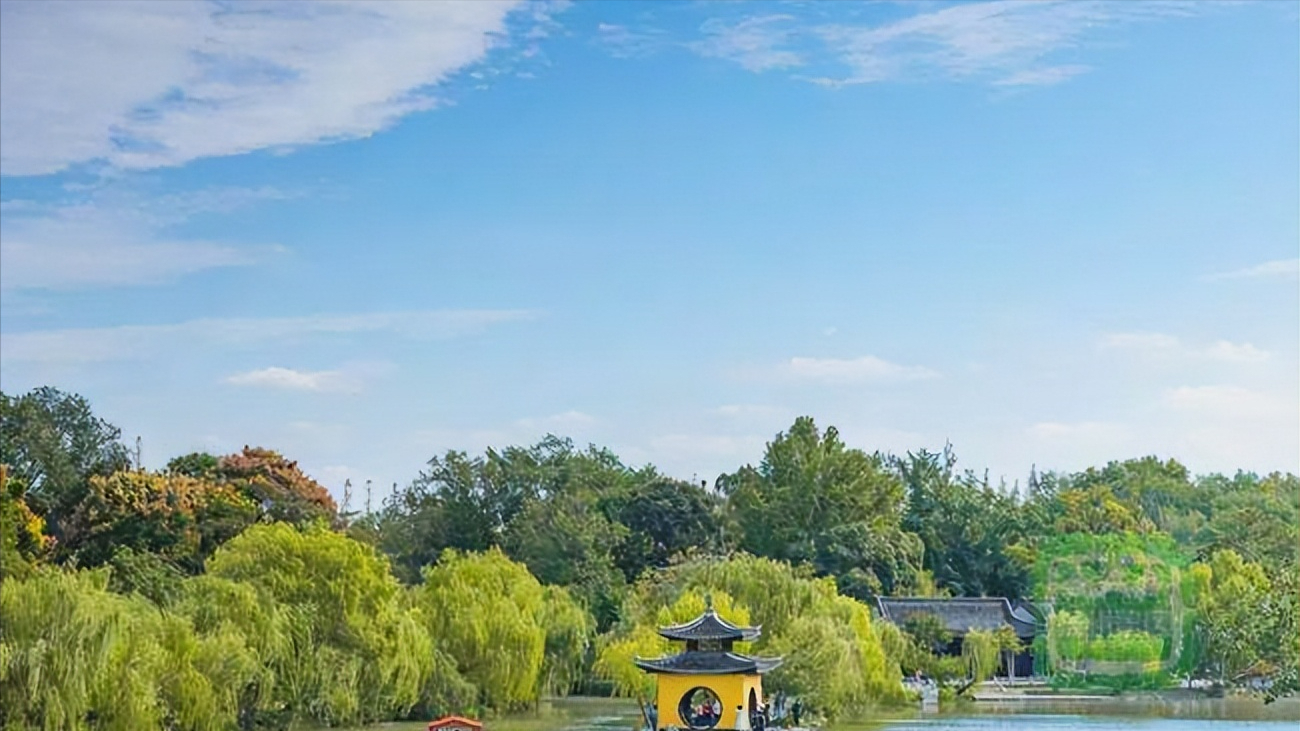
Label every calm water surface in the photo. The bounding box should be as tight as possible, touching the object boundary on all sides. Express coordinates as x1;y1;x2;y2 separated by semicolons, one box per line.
348;697;1300;731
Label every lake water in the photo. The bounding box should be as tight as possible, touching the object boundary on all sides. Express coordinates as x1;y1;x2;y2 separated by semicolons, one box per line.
349;696;1300;731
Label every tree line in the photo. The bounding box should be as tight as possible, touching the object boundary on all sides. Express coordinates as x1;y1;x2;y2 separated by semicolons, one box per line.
1;387;1296;729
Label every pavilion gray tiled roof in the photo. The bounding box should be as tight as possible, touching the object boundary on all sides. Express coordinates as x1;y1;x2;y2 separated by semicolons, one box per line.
657;608;761;642
634;651;783;675
874;597;1039;638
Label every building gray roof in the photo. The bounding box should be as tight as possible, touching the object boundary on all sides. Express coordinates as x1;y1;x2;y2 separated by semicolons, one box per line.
874;597;1039;638
634;651;783;675
658;608;761;642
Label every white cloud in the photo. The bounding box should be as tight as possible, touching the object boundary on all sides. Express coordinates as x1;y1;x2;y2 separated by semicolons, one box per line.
0;186;292;291
1022;420;1138;473
1016;380;1297;477
812;1;1191;87
1204;258;1300;281
1100;332;1181;351
672;1;1197;88
0;207;253;291
1202;341;1270;364
0;309;536;364
596;23;671;59
515;410;597;431
1100;332;1270;364
1160;385;1298;470
694;15;804;72
0;0;541;175
993;64;1090;86
1162;385;1284;421
713;404;789;419
1027;420;1130;442
784;355;940;384
226;367;351;392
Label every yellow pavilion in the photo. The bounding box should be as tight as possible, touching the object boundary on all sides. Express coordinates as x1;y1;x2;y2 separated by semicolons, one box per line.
634;599;782;731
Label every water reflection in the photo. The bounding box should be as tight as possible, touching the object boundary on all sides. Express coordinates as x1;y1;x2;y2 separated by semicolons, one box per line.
341;697;1300;731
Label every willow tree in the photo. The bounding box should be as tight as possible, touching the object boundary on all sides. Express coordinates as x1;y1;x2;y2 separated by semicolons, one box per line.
538;586;595;697
961;629;999;684
0;568;246;731
205;523;430;726
417;547;592;711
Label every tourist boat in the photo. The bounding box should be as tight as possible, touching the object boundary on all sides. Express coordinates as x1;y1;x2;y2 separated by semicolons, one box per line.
427;715;483;731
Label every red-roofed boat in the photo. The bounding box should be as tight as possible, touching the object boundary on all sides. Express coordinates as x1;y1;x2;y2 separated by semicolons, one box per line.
427;716;483;731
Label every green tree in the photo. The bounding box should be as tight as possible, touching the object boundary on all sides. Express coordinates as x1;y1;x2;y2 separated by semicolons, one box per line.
0;388;131;544
898;447;1030;598
902;613;953;655
1198;472;1298;573
416;548;591;710
504;491;628;630
1;567;255;731
1193;550;1277;685
206;523;431;725
602;476;722;583
720;417;921;595
64;470;258;574
962;628;1000;683
1053;484;1150;535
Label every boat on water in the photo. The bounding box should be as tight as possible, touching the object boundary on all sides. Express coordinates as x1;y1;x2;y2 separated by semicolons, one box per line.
427;715;483;731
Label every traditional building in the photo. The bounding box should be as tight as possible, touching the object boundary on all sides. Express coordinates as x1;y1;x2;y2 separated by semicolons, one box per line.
874;597;1041;678
636;600;782;730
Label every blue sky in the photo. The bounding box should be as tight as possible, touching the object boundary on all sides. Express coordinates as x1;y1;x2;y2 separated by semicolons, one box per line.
1;0;1296;499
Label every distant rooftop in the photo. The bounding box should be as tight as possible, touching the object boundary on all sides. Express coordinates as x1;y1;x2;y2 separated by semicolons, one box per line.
874;597;1038;638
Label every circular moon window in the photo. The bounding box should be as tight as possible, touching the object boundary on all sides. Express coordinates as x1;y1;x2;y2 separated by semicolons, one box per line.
678;686;722;730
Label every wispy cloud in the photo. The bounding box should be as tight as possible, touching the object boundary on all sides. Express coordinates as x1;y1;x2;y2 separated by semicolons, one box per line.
596;22;672;58
811;1;1192;87
654;1;1199;89
1027;420;1130;442
0;185;292;291
1162;385;1286;421
992;64;1090;87
1203;258;1300;281
713;404;789;419
1;309;537;364
0;1;555;175
783;355;940;384
1100;332;1270;364
224;361;393;394
1100;332;1181;351
1201;341;1271;364
694;15;804;72
227;367;350;392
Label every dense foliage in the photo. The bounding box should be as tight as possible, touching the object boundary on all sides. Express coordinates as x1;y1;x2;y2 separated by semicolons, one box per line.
2;388;1297;729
